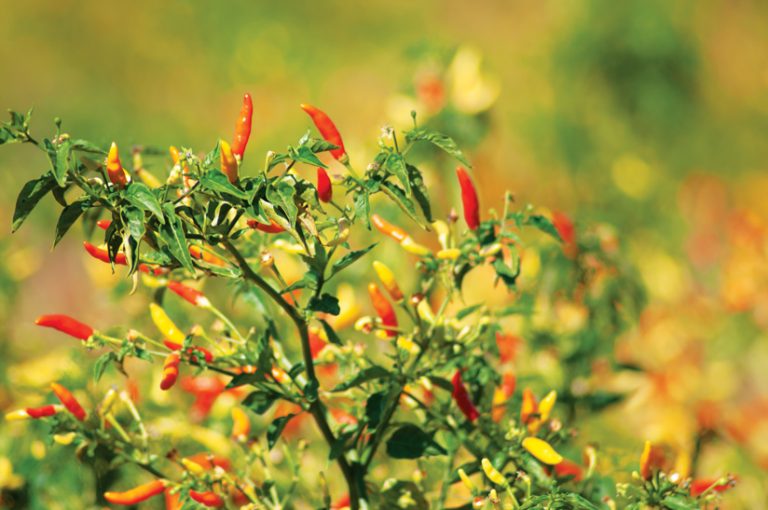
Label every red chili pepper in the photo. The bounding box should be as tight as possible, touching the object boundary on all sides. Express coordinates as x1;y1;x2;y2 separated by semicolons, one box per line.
96;219;112;230
317;167;332;202
690;477;734;497
50;382;87;421
247;219;285;233
83;242;162;275
332;494;351;510
451;370;479;422
456;166;480;231
231;93;253;160
553;458;584;482
371;214;408;242
106;142;129;189
104;480;166;505
189;490;225;508
26;405;59;419
167;281;209;307
160;352;181;391
35;314;94;341
308;327;326;359
163;340;214;364
300;103;346;162
552;211;575;246
368;283;397;337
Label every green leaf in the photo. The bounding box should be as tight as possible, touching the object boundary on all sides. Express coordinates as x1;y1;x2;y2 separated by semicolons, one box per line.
12;174;57;232
661;496;699;510
493;256;520;289
332;366;390;392
354;190;371;229
226;372;266;389
385;424;447;459
93;352;116;382
124;182;164;223
54;198;89;247
70;139;106;154
242;390;279;415
160;203;194;272
407;163;433;222
404;127;471;167
290;145;327;168
122;206;146;242
307;293;340;316
319;319;343;346
199;170;249;200
328;429;356;460
379;480;429;510
386;153;411;197
365;391;387;428
330;244;376;277
266;180;298;225
267;413;297;450
53;139;72;187
525;214;562;241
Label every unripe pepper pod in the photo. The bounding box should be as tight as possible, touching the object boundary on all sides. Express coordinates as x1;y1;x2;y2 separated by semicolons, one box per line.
317;167;333;202
50;382;87;421
219;139;238;184
231;93;253;160
149;303;186;344
189;490;225;508
104;479;166;505
456;166;480;230
451;370;479;422
106;142;129;189
35;314;94;341
300;103;347;162
522;437;563;465
167;281;210;308
368;283;398;338
160;352;181;391
247;219;285;233
372;261;403;301
481;458;507;486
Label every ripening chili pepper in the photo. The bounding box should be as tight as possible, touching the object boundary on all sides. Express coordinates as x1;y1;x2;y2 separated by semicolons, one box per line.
371;214;431;256
553;458;584;482
520;387;537;425
150;303;186;344
690;477;734;497
181;457;206;475
317;167;333;202
50;382;87;421
368;283;397;337
219;139;238;183
163;340;214;364
372;260;403;301
481;458;507;486
106;142;129;189
189;490;225;508
165;488;182;510
491;373;516;422
167;281;210;307
169;145;195;192
308;327;326;359
538;390;557;422
451;370;479;422
456;166;480;230
231;93;253;160
160;352;181;391
523;437;563;465
231;407;251;441
300;103;346;162
247;219;285;233
35;314;94;341
189;245;227;267
104;480;166;505
132;150;162;189
639;440;666;480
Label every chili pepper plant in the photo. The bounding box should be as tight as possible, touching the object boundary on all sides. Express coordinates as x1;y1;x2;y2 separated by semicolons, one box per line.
2;99;735;509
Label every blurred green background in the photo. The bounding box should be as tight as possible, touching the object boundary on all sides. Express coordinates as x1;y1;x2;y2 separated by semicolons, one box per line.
1;0;768;507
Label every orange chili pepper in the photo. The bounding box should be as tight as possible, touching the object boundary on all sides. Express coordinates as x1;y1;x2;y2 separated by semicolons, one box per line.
219;139;238;183
167;281;210;307
372;260;403;301
160;352;181;391
189;490;225;508
300;103;346;162
368;283;397;337
50;382;86;421
231;93;253;160
104;480;166;505
106;142;129;189
231;407;251;441
247;219;285;233
189;245;227;267
163;340;214;364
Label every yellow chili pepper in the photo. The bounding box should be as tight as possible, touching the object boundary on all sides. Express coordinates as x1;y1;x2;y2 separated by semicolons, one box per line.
538;390;557;421
53;432;76;445
458;468;476;492
437;248;461;260
181;457;206;475
149;303;185;344
432;220;451;249
522;437;563;465
481;458;507;486
373;260;403;301
400;237;431;256
132;151;162;188
219;139;238;183
416;300;435;324
396;336;420;354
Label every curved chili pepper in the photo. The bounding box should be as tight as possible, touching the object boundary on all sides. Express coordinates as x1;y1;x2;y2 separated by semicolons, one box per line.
368;283;397;337
189;490;225;508
163;340;214;364
231;407;251;441
83;242;162;275
189;245;227;267
247;219;285;233
371;214;431;256
372;260;403;301
456;166;480;231
50;382;86;421
523;437;563;465
481;458;507;486
106;142;129;189
160;352;181;391
104;480;166;505
219;139;238;184
690;477;734;497
451;370;479;422
520;387;538;425
150;303;186;344
231;93;253;160
317;167;333;202
26;405;59;419
300;103;346;162
167;281;210;307
35;314;94;341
